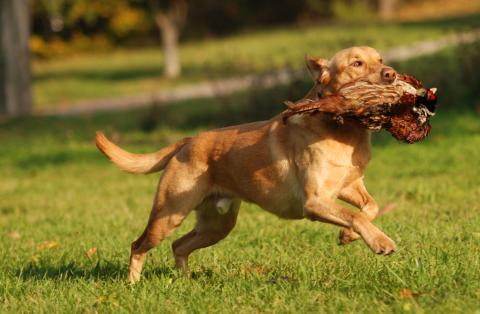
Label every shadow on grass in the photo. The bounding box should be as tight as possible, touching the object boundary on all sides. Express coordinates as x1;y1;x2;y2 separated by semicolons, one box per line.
34;66;164;83
33;60;255;84
16;260;127;281
15;150;103;170
15;260;214;282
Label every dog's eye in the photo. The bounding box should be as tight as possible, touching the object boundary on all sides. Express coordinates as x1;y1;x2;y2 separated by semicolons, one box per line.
352;61;363;67
379;58;383;64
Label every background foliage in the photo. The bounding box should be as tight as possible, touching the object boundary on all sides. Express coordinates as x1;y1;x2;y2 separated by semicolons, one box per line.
31;0;476;58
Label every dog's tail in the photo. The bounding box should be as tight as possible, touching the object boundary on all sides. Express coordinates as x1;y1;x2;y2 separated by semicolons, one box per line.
95;131;190;174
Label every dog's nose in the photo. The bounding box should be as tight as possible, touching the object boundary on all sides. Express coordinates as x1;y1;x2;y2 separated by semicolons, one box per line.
381;67;397;83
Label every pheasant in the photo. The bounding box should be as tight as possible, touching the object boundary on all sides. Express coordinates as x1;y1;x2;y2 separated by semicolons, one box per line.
282;74;438;143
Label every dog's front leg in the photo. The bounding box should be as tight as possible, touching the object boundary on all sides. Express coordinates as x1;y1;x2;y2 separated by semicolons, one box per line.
303;193;395;255
337;178;379;245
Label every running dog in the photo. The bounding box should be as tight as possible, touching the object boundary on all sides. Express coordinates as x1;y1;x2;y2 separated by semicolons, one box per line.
96;46;398;283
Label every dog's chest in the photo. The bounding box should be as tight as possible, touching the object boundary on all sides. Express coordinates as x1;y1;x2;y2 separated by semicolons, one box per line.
254;132;370;217
259;159;304;218
303;139;370;189
314;137;370;167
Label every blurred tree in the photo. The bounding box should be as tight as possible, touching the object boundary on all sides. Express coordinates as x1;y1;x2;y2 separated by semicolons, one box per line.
0;0;32;116
301;0;333;20
378;0;398;20
42;0;66;32
32;0;386;60
149;0;188;78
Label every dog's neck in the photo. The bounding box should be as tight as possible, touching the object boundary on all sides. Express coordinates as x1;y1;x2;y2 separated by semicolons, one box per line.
301;83;322;101
308;113;370;143
282;113;371;168
300;82;336;101
291;82;372;153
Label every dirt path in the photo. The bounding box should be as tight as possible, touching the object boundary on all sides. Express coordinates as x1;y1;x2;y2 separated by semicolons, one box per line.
37;29;480;116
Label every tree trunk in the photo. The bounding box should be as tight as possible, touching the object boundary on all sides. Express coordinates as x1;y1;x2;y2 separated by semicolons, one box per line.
150;0;187;79
0;0;32;116
379;0;397;21
160;19;180;79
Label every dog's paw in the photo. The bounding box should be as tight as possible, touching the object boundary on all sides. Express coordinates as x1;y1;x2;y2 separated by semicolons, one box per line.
128;253;145;284
338;228;361;245
128;270;142;284
174;256;190;273
365;233;396;255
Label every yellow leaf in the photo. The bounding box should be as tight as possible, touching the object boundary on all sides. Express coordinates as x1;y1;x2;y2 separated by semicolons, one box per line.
399;288;420;298
31;255;40;263
8;231;21;239
37;240;58;251
94;295;107;305
85;247;97;259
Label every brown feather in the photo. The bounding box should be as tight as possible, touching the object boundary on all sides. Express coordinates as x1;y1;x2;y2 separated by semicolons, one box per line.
282;74;435;143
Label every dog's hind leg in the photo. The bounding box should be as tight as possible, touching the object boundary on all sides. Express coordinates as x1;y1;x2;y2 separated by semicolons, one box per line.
337;178;379;245
172;198;240;272
127;160;211;283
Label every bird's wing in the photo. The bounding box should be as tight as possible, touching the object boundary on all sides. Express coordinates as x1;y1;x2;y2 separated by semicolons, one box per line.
338;81;404;110
282;96;345;122
282;76;419;122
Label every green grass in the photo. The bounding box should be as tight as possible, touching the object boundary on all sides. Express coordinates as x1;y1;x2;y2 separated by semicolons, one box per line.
1;98;480;313
33;14;480;108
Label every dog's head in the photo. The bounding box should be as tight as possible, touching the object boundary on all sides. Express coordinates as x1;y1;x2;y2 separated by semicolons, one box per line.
305;46;397;98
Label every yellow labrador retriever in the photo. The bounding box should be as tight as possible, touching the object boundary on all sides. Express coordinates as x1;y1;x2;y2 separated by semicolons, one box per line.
96;46;398;283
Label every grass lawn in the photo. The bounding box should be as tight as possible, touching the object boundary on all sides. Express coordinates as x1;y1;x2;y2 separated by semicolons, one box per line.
33;14;480;109
1;99;480;313
2;42;480;312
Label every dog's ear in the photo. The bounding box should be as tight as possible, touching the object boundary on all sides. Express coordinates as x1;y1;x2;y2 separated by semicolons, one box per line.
305;55;331;86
